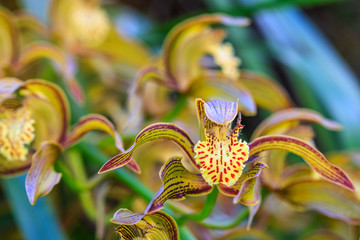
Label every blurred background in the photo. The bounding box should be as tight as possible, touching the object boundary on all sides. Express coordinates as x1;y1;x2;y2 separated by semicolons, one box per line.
1;0;359;239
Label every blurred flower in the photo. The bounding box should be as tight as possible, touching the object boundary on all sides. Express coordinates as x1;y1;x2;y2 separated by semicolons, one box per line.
0;78;138;205
209;42;240;80
0;7;83;102
66;0;110;47
131;14;293;137
0;99;35;161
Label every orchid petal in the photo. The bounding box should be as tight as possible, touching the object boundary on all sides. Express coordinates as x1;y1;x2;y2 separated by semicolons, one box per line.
216;228;276;240
278;180;360;225
0;154;31;176
98;123;196;173
20;80;70;143
251;108;342;140
301;231;345;240
258;125;314;189
0;77;23;101
15;43;83;103
143;212;179;240
164;14;249;80
0;7;19;68
217;162;267;197
169;27;227;90
115;225;142;239
63;114;123;149
63;114;140;173
24;97;63;148
145;156;213;213
135;66;170;92
239;71;294;112
248;135;355;190
189;73;257;116
246;190;262;229
95;27;150;68
25;142;62;205
15;12;48;38
111;208;145;225
112;210;179;240
234;166;264;206
280;165;312;189
204;99;238;125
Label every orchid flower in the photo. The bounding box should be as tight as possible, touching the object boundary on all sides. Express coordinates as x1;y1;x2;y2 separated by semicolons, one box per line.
131;14;294;132
0;78;139;205
49;0;150;73
99;98;354;225
0;7;84;102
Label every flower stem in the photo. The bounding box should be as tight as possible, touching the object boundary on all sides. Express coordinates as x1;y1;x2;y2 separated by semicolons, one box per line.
177;187;219;225
161;94;188;122
199;207;249;230
55;160;106;192
77;142;154;201
67;149;97;220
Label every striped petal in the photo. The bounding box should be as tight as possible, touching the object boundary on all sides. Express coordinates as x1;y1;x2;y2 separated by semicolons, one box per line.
239;71;294;112
251;108;342;140
145;156;213;214
112;209;179;240
278;180;360;225
189;72;257;116
15;43;83;103
25;141;62;205
163;14;249;90
248;135;355;190
63;114;140;173
20;80;70;143
217;162;268;197
0;8;19;68
234;173;261;206
63;114;123;150
98;123;196;173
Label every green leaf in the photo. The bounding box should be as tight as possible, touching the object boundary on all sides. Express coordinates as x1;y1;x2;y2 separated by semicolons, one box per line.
2;175;66;240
